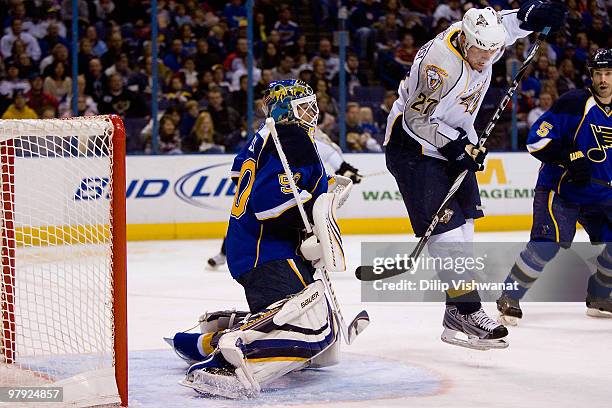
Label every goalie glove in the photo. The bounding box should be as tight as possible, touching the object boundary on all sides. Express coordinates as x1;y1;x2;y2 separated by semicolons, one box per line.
327;174;353;208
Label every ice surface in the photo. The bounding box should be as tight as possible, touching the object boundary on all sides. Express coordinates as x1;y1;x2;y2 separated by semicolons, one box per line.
129;349;441;408
128;231;610;407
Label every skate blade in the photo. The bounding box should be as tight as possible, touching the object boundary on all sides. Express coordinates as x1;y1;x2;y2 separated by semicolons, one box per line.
586;308;612;318
441;329;509;351
179;378;245;399
498;313;519;326
180;371;252;399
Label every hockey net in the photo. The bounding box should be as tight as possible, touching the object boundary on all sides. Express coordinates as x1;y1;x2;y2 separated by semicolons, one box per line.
0;116;127;407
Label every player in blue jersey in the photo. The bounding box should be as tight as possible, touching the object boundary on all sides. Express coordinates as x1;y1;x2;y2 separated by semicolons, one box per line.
206;131;362;270
167;80;351;398
497;49;612;324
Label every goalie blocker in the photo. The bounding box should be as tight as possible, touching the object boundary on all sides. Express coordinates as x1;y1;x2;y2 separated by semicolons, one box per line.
300;175;352;272
169;280;339;399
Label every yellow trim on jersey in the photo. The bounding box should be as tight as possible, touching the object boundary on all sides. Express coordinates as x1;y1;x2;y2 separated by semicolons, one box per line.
310;163;324;195
460;63;471;96
391;112;402;127
390;112;402;135
445;29;467;63
592;94;612;117
288;259;306;287
386;112;402;146
596;105;612;117
556;170;568;195
254;224;264;267
573;98;592;144
247;356;308;363
547;191;560;243
201;332;215;356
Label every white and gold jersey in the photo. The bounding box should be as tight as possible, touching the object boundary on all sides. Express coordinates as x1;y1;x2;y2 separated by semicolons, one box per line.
384;10;530;160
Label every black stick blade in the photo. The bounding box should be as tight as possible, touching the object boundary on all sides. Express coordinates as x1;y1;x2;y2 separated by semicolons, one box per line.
354;260;414;281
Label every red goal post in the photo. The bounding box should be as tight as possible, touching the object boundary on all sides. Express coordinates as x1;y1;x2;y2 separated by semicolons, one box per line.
0;115;127;407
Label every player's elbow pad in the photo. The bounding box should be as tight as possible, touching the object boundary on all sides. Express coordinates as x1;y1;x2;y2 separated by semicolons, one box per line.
527;138;565;164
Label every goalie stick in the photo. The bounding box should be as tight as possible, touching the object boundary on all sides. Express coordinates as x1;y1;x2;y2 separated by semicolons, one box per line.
356;27;552;282
266;118;370;344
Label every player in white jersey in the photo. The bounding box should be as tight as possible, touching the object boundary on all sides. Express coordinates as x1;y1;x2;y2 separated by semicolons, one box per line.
384;2;566;350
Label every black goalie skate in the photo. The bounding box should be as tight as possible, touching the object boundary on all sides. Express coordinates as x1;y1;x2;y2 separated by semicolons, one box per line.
442;305;509;350
586;296;612;318
496;293;523;326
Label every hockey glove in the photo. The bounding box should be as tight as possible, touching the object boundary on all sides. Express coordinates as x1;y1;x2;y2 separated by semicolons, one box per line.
518;0;567;33
566;151;590;187
438;128;487;173
338;161;362;184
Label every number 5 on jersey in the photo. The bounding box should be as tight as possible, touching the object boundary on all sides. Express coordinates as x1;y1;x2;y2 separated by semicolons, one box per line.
536;121;553;137
231;159;256;218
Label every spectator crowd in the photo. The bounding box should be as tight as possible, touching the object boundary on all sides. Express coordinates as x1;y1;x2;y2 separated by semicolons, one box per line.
0;0;609;153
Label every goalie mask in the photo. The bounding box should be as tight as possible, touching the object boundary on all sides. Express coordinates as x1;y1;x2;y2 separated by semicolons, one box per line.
263;79;319;131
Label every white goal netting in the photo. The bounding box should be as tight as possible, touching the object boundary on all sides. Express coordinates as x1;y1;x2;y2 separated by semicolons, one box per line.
0;117;125;406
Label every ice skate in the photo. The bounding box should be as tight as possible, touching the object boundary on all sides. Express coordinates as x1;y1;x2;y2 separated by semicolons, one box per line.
586;296;612;318
496;293;523;326
442;305;509;350
180;352;255;399
207;253;226;270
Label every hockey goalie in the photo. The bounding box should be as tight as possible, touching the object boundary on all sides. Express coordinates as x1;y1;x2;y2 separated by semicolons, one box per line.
166;80;363;398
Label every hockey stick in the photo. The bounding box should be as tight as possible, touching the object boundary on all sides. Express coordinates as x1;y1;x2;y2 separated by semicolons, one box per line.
362;170;388;178
591;177;612;189
265;118;369;344
356;27;552;281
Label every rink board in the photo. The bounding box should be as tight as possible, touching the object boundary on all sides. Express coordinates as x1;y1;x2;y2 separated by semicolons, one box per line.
15;153;541;240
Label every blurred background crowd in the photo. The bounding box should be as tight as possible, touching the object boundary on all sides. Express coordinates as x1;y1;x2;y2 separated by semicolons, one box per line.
0;0;609;154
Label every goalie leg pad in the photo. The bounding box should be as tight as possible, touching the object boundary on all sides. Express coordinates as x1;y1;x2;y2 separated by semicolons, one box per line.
199;310;251;333
170;310;251;364
307;329;340;368
180;281;339;397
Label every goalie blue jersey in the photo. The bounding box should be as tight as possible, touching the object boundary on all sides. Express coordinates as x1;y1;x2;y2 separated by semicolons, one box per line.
226;124;328;279
526;89;611;205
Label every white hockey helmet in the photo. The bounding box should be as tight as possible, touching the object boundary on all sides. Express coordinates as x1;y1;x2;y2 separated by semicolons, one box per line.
461;7;506;51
